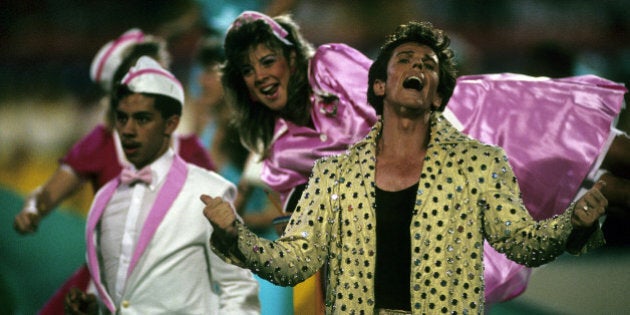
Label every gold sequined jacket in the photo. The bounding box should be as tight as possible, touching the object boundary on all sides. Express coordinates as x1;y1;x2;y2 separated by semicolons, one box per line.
213;113;604;315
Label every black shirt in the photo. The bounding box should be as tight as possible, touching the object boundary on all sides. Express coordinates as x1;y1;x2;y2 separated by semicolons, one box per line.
374;182;419;311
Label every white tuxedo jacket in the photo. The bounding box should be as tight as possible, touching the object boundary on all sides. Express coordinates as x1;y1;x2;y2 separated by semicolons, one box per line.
86;155;260;314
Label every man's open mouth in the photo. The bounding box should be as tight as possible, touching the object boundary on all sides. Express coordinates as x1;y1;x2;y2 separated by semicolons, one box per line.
403;76;423;91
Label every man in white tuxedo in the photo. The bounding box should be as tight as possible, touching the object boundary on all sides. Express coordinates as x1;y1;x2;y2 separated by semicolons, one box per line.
65;56;260;314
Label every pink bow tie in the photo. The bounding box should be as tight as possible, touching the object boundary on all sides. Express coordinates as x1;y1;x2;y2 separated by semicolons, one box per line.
121;166;153;186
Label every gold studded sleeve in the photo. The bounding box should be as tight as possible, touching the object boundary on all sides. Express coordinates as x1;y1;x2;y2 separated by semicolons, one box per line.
212;159;334;287
479;147;604;268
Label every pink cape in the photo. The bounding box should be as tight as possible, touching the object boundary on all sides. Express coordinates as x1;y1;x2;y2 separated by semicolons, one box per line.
260;43;377;208
447;73;627;303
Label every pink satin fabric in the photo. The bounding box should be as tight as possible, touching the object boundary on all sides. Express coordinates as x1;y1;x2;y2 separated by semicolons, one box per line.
448;73;627;303
483;244;533;303
449;73;626;219
261;43;377;207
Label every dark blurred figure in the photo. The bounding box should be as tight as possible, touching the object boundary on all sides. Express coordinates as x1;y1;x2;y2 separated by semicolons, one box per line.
526;42;575;78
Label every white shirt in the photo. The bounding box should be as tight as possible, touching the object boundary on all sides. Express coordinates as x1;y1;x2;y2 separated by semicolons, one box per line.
97;149;173;305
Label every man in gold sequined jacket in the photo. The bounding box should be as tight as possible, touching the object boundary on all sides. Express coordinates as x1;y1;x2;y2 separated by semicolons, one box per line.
202;21;608;314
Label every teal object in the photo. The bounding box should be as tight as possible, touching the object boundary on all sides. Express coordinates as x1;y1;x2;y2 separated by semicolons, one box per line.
0;186;86;315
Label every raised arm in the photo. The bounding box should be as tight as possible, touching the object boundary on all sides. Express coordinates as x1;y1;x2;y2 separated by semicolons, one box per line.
482;149;607;266
13;165;84;234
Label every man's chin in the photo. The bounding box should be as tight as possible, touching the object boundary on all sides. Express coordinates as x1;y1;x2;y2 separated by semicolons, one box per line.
125;155;141;168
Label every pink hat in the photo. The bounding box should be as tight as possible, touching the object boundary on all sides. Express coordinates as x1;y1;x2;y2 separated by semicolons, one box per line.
228;11;293;46
90;28;145;91
121;56;184;107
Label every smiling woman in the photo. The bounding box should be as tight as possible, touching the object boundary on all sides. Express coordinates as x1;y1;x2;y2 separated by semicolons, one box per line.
240;43;294;112
220;10;379;314
222;10;378;214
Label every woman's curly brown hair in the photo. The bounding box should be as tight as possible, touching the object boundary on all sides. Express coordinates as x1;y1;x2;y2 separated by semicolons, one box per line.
222;14;315;157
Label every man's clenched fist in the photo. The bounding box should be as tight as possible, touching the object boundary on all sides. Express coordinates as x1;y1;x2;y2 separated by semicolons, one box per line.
201;195;238;238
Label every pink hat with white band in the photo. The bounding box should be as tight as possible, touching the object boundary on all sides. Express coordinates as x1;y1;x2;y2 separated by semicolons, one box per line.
90;28;145;91
121;56;185;107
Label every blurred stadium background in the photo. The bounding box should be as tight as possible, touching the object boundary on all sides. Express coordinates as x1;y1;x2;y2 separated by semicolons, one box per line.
1;1;629;314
